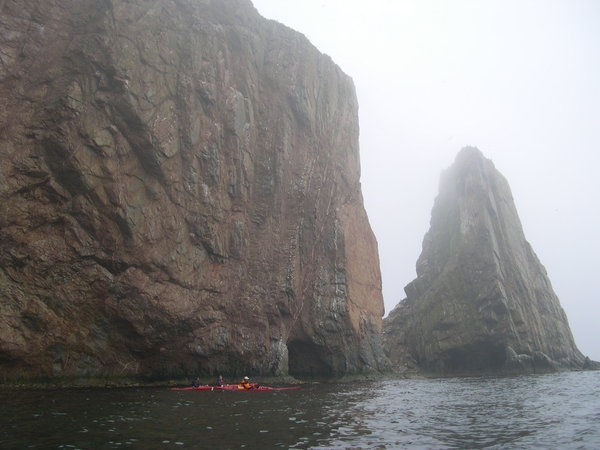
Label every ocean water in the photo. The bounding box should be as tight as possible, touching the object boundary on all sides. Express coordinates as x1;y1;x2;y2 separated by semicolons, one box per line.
1;370;599;449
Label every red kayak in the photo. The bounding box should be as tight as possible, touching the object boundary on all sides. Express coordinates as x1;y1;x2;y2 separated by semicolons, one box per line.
171;385;225;391
171;384;300;391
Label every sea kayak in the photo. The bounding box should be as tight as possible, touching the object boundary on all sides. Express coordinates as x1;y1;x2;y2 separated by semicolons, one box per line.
171;384;300;391
171;385;225;391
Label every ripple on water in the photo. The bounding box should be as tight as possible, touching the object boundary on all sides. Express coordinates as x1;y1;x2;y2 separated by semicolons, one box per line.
1;372;599;449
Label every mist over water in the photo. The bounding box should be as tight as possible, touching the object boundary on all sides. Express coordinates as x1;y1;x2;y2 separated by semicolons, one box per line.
2;371;599;448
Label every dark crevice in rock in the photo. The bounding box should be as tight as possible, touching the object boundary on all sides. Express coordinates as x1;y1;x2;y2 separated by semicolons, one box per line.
85;255;129;276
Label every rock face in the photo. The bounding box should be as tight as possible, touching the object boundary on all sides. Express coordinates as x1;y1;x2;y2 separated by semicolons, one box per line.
0;0;388;380
384;147;585;375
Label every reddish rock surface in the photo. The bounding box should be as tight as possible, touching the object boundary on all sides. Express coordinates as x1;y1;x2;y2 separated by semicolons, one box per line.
0;0;388;380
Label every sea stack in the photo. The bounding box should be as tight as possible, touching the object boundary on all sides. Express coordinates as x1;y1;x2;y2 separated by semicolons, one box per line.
0;0;388;381
384;147;586;374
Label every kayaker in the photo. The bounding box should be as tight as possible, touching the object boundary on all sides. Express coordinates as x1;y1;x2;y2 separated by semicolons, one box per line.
215;375;224;387
192;377;201;387
240;376;253;389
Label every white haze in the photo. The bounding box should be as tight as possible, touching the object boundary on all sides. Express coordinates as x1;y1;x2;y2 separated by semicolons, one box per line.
250;0;600;361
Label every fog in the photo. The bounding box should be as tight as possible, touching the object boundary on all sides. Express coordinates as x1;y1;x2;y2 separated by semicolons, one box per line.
251;0;600;361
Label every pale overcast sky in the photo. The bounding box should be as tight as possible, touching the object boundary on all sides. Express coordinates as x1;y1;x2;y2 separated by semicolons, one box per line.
251;0;600;361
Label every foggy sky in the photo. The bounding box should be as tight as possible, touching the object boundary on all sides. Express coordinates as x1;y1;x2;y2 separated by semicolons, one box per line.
251;0;600;361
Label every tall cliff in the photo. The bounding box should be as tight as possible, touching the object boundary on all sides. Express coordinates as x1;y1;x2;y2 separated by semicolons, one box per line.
384;147;586;375
0;0;388;380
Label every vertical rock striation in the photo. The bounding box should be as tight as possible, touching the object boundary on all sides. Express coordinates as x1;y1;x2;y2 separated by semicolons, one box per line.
0;0;388;380
384;147;586;375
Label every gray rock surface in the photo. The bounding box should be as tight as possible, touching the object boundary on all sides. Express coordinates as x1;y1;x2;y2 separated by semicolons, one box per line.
384;147;587;375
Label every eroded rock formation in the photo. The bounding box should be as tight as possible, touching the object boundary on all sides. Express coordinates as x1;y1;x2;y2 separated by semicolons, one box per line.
0;0;388;380
384;147;586;375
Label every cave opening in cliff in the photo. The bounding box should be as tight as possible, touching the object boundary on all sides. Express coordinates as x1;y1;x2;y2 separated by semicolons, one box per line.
442;340;507;373
287;340;332;380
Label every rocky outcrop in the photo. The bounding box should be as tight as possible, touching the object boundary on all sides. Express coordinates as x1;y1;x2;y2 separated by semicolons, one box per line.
0;0;388;380
384;147;586;375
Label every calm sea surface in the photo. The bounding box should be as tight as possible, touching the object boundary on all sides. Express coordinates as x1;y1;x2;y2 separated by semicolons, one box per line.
1;371;599;449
